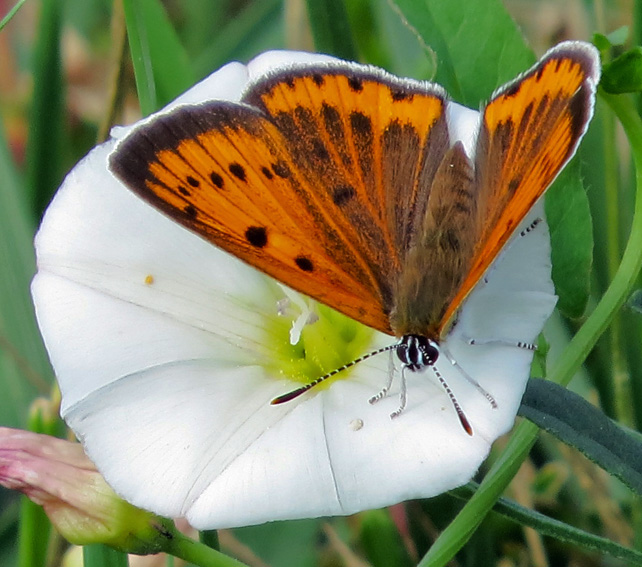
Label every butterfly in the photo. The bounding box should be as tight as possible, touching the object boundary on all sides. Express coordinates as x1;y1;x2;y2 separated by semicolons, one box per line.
109;41;599;434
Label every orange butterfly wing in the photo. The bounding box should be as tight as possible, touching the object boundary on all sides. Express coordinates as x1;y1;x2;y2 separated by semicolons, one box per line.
438;43;599;333
110;66;450;335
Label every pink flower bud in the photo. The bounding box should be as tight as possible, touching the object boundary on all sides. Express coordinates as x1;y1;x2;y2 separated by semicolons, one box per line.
0;428;175;554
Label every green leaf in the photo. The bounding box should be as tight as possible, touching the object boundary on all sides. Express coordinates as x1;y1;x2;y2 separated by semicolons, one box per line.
418;420;540;567
233;519;321;567
546;160;594;318
369;0;434;78
454;483;642;565
360;509;413;567
385;0;457;97
193;0;282;80
305;0;358;60
0;118;52;430
25;0;66;216
18;497;51;567
122;0;195;115
601;47;642;94
82;545;129;567
200;529;220;550
519;378;642;495
607;26;629;46
593;27;629;51
389;0;533;105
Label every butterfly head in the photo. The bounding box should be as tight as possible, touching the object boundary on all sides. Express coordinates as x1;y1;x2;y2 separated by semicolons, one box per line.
396;335;440;371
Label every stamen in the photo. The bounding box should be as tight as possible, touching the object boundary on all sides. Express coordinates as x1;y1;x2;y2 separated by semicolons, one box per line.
276;298;290;316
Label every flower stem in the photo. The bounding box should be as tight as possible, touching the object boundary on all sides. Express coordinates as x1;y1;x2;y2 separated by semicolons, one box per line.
418;91;642;567
553;90;642;391
163;531;249;567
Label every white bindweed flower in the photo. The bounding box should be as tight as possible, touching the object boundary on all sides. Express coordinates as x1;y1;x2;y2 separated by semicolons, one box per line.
32;51;557;529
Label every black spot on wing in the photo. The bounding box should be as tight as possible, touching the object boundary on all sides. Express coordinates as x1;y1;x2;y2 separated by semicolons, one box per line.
295;256;314;271
272;161;291;178
229;163;247;181
210;171;224;188
261;166;274;179
350;111;373;138
391;89;413;101
348;76;363;92
332;185;355;206
184;204;197;219
246;226;268;248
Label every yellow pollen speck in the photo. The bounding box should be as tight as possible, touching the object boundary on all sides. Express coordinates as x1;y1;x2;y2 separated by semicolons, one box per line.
144;274;154;285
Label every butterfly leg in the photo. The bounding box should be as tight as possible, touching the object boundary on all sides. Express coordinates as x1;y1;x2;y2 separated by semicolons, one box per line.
463;337;537;350
368;351;396;405
389;366;408;419
482;217;544;285
440;345;498;409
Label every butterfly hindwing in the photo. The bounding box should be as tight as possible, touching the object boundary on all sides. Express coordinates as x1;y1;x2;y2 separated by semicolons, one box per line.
110;64;451;336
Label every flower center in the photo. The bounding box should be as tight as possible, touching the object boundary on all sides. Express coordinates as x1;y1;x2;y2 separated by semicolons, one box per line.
266;293;375;388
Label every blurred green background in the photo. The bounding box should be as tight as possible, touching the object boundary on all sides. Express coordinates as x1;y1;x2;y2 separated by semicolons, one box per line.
0;0;640;566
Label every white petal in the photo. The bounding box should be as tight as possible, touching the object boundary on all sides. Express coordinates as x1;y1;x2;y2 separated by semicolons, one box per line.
246;50;340;80
33;143;283;414
32;52;557;529
172;62;249;106
447;102;481;158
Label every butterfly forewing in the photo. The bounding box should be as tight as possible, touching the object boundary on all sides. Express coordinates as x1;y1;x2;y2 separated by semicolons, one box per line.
438;44;599;333
110;65;450;336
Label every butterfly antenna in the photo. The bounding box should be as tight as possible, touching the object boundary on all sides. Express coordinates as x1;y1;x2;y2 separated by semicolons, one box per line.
431;365;473;436
271;343;398;405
